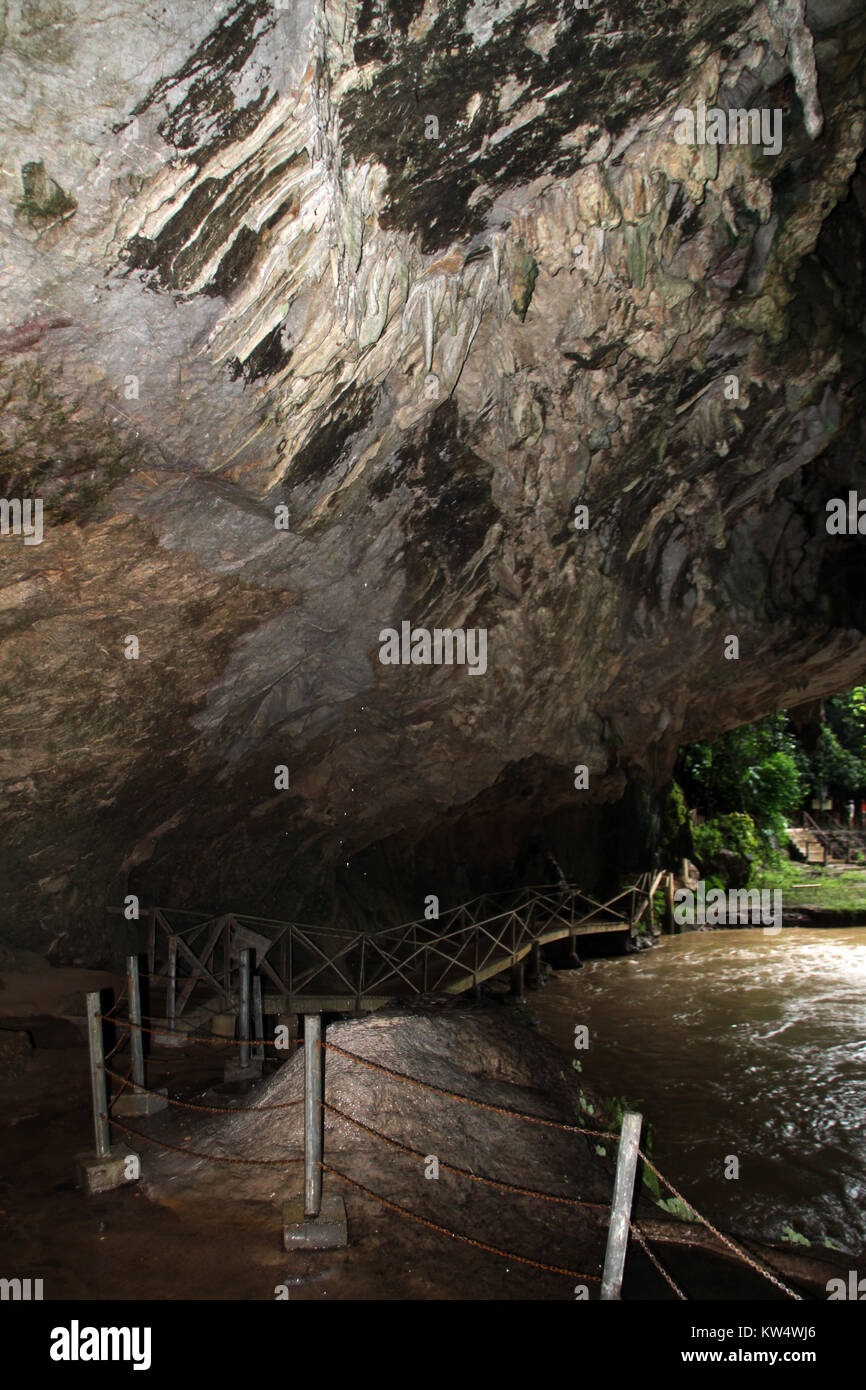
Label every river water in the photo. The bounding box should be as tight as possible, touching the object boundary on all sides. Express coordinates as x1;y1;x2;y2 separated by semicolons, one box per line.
534;928;866;1254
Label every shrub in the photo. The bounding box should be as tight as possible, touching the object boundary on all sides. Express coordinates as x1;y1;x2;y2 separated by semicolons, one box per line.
693;812;758;862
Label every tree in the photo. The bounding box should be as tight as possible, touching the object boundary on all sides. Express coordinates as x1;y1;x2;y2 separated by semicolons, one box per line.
676;714;803;831
810;689;866;800
675;688;866;866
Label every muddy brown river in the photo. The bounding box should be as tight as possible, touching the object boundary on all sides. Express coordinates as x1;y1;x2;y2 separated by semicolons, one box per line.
534;927;866;1254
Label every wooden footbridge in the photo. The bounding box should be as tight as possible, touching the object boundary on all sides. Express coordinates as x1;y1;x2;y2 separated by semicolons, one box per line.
123;873;671;1020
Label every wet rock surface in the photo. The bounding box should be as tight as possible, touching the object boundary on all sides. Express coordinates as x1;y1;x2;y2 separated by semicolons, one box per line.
143;1006;611;1219
1;0;865;955
0;1028;32;1078
0;987;817;1300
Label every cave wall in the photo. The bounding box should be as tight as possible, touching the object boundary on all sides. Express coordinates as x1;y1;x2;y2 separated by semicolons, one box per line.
1;0;865;960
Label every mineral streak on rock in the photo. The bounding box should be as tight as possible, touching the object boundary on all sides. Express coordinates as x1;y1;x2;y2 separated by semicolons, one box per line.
0;0;865;955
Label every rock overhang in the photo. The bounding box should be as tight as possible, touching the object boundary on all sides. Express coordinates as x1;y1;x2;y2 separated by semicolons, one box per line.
0;0;865;957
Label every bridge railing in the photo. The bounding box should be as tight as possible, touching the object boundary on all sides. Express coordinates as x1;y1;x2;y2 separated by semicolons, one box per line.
120;874;667;1019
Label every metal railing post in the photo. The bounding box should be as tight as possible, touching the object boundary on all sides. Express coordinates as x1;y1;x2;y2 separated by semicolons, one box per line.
252;974;264;1063
167;935;177;1029
509;960;525;1002
600;1111;643;1300
304;1014;323;1218
126;955;145;1092
664;871;675;935
86;991;110;1159
528;941;541;985
239;948;252;1069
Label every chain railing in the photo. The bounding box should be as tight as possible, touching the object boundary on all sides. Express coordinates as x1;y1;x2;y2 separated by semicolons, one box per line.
79;974;807;1303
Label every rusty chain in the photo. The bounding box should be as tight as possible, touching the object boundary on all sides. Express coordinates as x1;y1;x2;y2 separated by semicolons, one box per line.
637;1148;802;1300
323;1099;608;1210
323;1041;617;1139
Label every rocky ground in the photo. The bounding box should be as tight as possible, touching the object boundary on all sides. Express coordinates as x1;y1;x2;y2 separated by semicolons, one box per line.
0;974;848;1299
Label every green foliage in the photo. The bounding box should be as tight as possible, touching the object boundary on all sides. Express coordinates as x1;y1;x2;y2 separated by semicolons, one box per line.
603;1095;628;1129
577;1090;595;1116
16;160;77;226
691;813;762;883
693;812;760;864
811;724;865;797
705;871;727;894
780;1225;811;1247
750;862;866;907
642;1163;660;1199
678;716;803;851
654;1195;698;1222
677;690;866;849
659;780;689;859
825;687;866;764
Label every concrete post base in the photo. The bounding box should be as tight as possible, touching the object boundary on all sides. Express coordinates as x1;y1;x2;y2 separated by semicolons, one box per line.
75;1147;140;1194
223;1057;263;1083
112;1088;168;1117
282;1194;348;1251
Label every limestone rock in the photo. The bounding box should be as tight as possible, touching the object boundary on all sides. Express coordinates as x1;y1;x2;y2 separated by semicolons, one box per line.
0;0;864;954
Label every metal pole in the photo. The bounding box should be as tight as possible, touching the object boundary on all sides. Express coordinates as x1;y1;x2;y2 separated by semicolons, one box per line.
304;1014;323;1218
239;948;252;1069
529;942;541;984
167;935;177;1029
510;960;525;1001
127;955;145;1091
600;1110;643;1300
358;936;365;1011
664;872;675;935
252;973;264;1063
86;991;110;1159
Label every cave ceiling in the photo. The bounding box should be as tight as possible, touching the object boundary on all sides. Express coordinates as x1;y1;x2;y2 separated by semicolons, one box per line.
1;0;865;956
